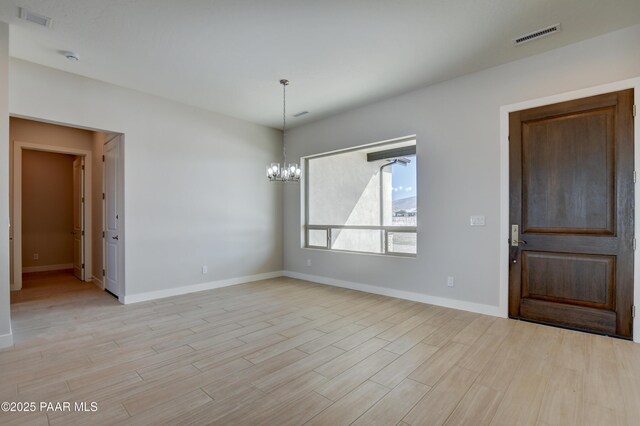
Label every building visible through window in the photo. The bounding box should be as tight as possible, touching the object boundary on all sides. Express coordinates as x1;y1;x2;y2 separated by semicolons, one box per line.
305;138;417;256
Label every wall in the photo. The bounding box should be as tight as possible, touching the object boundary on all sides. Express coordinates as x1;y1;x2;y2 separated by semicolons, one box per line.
21;150;74;269
284;24;640;313
9;59;284;300
0;21;11;347
309;151;390;226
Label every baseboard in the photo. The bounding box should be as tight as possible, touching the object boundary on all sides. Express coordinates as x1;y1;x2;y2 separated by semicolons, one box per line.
122;271;285;304
117;268;502;317
283;270;504;318
22;263;73;273
0;329;13;349
91;276;104;290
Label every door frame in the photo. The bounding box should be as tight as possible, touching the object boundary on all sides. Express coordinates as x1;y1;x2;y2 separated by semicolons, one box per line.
500;77;640;342
12;141;92;291
72;155;86;281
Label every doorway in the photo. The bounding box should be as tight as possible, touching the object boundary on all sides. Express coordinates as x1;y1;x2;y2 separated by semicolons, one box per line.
18;150;85;278
13;143;93;290
508;89;634;338
10;117;125;300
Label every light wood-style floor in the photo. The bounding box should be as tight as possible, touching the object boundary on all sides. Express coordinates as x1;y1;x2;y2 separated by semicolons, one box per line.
1;271;639;425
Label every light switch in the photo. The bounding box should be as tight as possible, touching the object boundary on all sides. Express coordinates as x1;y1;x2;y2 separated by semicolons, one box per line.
470;216;486;226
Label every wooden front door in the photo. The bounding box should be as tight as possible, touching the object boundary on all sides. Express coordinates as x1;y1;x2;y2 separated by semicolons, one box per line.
509;89;634;339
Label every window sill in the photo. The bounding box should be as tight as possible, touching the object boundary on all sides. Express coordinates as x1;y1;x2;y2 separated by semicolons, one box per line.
302;246;417;259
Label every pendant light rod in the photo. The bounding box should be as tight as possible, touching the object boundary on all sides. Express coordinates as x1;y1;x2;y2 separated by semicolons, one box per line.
281;79;288;164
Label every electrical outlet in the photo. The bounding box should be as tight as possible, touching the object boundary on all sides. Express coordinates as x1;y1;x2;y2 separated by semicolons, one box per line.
306;259;312;267
447;276;454;287
33;253;39;260
202;265;208;274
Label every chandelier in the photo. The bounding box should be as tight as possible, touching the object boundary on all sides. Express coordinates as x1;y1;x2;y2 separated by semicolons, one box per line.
267;79;301;182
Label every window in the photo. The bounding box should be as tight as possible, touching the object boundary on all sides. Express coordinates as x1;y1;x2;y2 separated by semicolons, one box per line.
305;138;417;256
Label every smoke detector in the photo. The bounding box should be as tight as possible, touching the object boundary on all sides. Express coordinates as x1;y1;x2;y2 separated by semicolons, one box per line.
63;51;80;62
513;24;561;45
19;8;53;28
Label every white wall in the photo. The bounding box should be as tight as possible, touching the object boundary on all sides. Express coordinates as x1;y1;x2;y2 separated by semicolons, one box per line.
9;59;283;300
309;151;384;226
0;21;11;347
284;24;640;312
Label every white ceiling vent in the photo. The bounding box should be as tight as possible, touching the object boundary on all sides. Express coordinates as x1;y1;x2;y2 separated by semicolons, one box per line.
513;24;561;45
19;8;53;28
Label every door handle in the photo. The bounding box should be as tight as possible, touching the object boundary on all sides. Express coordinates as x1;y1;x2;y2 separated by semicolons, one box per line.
510;225;527;247
112;235;119;240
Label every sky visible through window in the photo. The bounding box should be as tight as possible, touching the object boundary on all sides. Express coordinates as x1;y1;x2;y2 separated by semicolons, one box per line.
392;155;416;201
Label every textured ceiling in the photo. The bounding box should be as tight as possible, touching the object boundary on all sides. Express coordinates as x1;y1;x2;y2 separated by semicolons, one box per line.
1;0;639;128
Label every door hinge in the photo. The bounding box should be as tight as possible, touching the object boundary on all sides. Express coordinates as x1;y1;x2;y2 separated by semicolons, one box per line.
102;269;105;276
633;237;636;251
634;171;637;183
81;165;85;170
81;230;84;236
82;196;85;203
102;193;105;200
82;263;85;269
102;231;105;238
102;155;105;162
633;305;636;318
634;104;637;117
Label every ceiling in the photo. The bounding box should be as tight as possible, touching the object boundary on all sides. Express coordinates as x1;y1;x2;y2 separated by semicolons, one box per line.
1;1;639;129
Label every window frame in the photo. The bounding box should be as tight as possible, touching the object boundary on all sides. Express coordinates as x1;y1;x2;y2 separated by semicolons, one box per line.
303;136;417;257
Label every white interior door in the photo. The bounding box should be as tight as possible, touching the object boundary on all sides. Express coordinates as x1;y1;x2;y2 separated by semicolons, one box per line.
104;138;120;296
72;156;85;280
